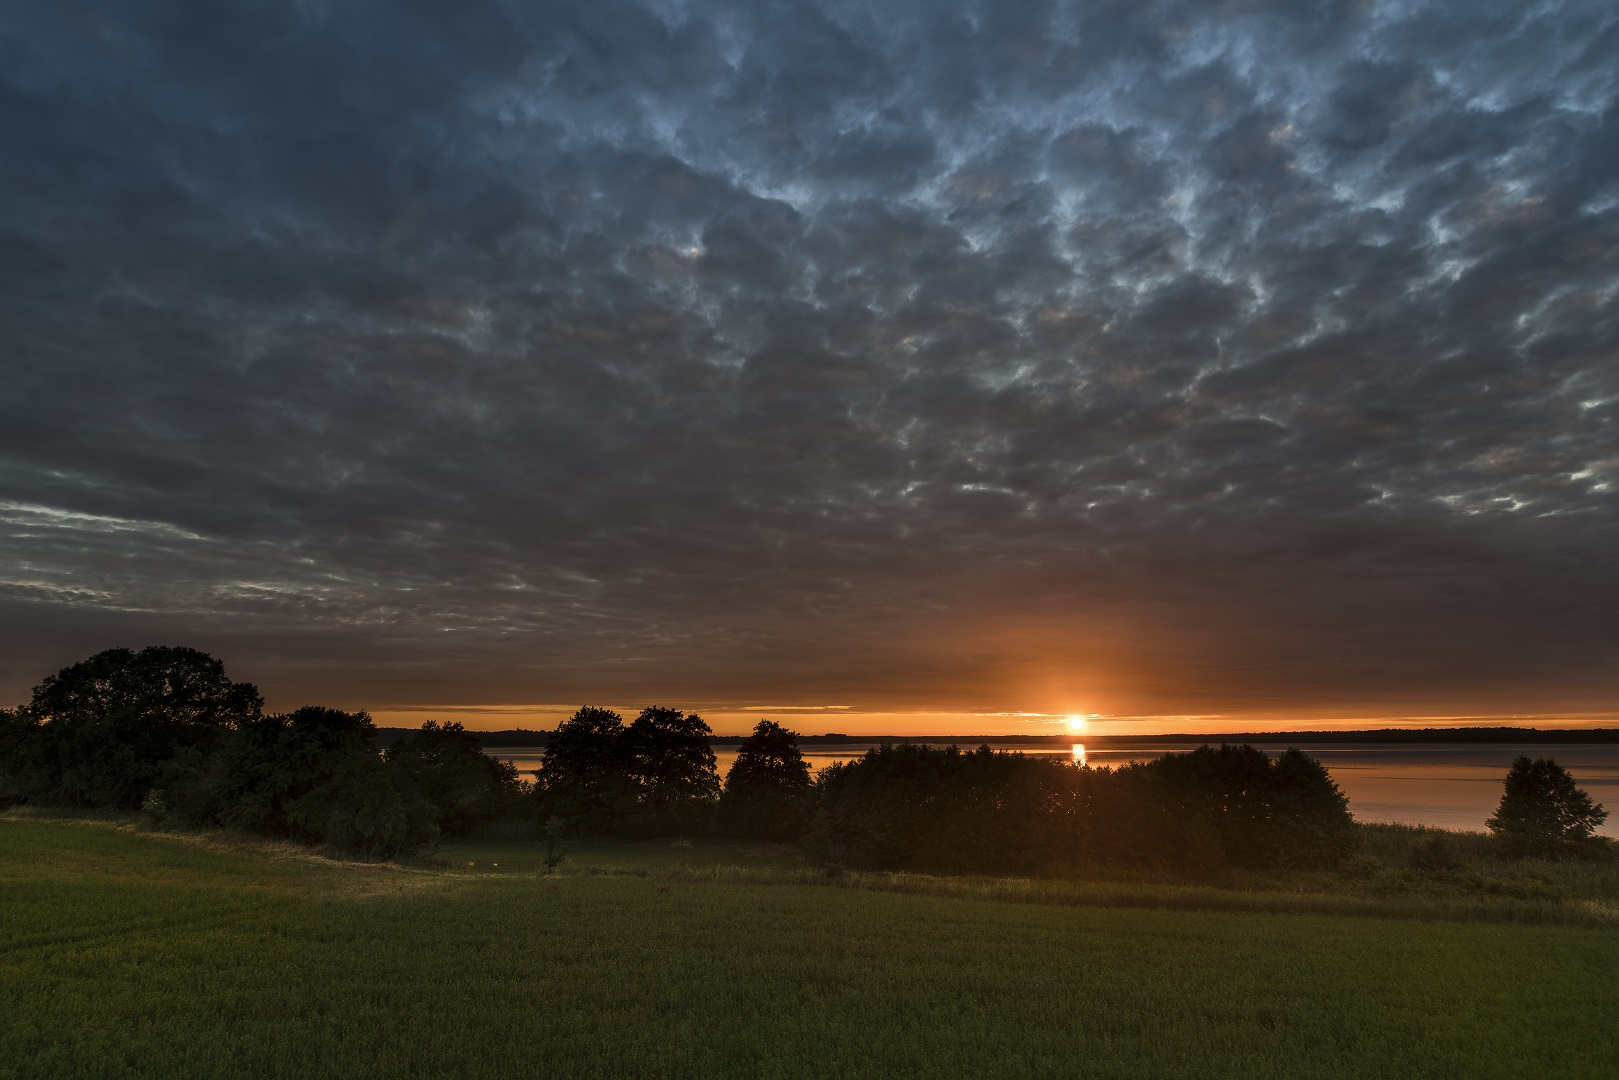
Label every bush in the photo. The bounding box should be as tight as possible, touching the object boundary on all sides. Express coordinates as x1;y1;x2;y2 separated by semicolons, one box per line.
285;752;438;858
1408;833;1461;871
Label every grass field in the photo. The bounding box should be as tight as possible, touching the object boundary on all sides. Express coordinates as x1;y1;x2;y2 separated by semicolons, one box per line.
4;815;1618;1079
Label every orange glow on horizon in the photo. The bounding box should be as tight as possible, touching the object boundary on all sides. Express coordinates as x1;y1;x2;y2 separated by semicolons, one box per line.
354;703;1619;737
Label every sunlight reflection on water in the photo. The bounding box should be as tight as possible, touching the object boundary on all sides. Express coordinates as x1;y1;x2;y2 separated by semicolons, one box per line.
486;740;1619;837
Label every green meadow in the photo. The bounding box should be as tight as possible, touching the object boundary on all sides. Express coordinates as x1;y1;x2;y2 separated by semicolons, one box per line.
4;815;1618;1080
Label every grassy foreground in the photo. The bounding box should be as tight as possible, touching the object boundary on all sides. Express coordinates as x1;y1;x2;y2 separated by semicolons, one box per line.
4;817;1618;1079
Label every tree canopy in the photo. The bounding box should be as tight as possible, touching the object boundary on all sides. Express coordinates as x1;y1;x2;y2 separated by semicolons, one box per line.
1487;756;1608;857
536;706;632;833
12;646;263;808
624;707;722;836
0;648;531;856
534;705;724;837
718;720;813;840
805;743;1359;875
387;720;524;835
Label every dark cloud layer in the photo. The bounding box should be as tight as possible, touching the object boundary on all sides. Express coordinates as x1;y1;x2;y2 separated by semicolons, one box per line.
2;0;1616;720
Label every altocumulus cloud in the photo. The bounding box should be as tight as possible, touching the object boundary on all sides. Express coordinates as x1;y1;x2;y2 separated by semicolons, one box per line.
0;0;1616;718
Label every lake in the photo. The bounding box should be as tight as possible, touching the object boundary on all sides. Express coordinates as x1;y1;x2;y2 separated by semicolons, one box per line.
485;739;1619;838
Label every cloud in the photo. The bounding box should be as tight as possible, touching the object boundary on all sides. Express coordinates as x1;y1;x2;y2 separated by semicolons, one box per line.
0;0;1616;718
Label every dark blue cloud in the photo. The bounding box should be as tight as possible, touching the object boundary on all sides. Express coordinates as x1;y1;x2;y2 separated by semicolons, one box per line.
0;0;1615;716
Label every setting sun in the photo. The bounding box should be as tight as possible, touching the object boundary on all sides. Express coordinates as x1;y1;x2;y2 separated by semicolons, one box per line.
1066;715;1088;732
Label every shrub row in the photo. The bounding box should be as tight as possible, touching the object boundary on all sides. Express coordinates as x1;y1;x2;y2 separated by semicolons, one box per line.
803;742;1357;874
0;648;522;856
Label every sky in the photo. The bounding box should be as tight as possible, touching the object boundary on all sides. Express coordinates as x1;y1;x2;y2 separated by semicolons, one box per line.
1;1;1616;735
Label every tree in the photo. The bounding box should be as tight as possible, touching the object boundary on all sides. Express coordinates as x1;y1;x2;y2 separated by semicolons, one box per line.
540;815;569;873
159;706;389;835
803;744;1076;874
1487;756;1608;857
386;721;523;836
718;720;813;840
21;646;263;808
0;707;45;807
536;707;631;833
803;743;1357;875
623;706;721;836
1268;747;1358;868
284;750;438;859
179;705;437;856
1129;744;1356;870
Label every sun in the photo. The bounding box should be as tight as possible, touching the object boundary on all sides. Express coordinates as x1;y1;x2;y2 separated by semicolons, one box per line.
1066;714;1088;732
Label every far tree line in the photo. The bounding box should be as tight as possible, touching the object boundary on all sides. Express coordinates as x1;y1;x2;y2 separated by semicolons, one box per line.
1;647;1609;868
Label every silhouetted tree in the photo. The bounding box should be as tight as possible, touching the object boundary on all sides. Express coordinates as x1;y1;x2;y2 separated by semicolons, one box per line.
1137;744;1355;869
1269;747;1358;867
805;743;1357;874
536;707;632;832
154;705;436;855
805;744;1091;873
718;720;814;840
541;815;569;873
623;706;721;836
18;646;262;808
387;721;524;836
1487;756;1609;857
283;749;438;859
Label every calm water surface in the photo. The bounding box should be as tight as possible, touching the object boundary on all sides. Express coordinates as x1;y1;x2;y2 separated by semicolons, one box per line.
487;740;1619;838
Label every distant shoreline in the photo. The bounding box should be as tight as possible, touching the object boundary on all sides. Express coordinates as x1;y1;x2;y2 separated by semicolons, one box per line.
372;725;1619;750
